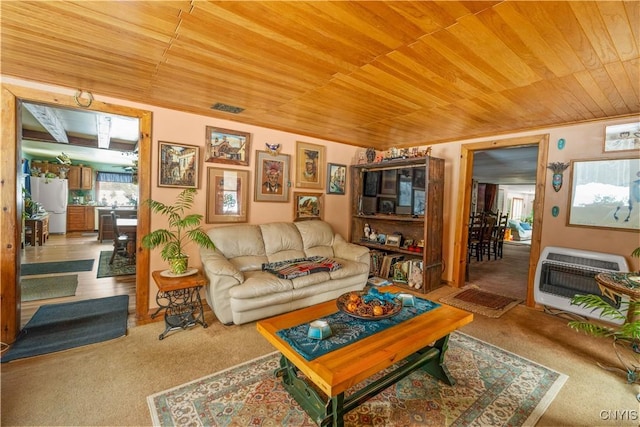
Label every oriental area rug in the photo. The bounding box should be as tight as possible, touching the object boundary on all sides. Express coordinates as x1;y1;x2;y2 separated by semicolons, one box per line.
148;332;567;426
97;251;136;278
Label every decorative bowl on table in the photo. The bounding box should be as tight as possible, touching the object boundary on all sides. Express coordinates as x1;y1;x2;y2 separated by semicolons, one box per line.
336;289;402;320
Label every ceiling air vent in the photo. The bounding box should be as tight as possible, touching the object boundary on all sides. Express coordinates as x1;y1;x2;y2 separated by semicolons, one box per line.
211;103;244;114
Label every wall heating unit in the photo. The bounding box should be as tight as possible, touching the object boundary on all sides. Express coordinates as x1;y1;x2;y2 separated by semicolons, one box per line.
534;246;629;324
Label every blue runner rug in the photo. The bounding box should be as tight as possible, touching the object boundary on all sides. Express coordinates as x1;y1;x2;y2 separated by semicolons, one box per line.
21;259;94;276
1;295;129;363
277;297;440;360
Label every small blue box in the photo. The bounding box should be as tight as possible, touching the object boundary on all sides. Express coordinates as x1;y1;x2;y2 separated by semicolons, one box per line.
398;293;415;307
308;320;332;340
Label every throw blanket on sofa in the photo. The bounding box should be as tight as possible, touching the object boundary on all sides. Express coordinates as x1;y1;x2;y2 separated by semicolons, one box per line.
262;256;342;280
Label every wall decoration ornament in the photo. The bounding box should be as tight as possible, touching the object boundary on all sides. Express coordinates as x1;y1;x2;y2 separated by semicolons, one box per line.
365;147;376;163
557;138;566;149
547;162;570;192
265;143;281;156
552;206;560;217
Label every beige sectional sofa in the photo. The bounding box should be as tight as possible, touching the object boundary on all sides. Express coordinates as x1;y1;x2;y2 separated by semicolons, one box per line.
200;220;370;325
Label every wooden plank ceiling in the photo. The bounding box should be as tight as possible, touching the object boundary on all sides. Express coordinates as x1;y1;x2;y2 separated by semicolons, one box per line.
1;1;638;150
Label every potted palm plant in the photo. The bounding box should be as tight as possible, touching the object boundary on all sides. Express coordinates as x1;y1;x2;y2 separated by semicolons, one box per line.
568;247;640;393
142;188;215;274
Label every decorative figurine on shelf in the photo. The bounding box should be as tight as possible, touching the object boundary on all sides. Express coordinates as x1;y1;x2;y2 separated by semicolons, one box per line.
365;147;376;163
58;167;69;179
369;230;377;242
363;223;371;239
56;152;72;165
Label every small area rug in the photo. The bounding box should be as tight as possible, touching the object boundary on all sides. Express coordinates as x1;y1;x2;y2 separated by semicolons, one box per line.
1;295;129;363
97;250;136;278
148;332;567;426
20;274;78;302
439;286;521;318
21;259;94;276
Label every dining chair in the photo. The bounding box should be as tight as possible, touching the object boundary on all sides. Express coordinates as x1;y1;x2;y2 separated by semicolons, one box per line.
109;211;132;264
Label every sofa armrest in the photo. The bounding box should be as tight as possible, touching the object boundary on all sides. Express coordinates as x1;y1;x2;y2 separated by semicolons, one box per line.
332;234;370;265
200;247;244;324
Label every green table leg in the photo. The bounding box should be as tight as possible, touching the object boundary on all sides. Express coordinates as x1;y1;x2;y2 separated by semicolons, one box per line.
276;333;455;425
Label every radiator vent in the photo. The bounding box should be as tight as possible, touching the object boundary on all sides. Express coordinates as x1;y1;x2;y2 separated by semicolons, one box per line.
534;246;629;324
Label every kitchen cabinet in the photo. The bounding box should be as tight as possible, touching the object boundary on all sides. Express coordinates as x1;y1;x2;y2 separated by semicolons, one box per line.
350;156;444;293
67;206;95;232
68;165;93;190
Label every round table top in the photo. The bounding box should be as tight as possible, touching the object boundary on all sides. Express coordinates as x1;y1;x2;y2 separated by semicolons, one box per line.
595;272;640;299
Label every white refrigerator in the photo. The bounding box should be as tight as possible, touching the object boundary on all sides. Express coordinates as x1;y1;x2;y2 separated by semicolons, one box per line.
30;176;68;234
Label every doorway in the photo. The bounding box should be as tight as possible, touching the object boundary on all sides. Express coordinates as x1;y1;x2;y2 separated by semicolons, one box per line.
452;134;549;307
1;84;152;344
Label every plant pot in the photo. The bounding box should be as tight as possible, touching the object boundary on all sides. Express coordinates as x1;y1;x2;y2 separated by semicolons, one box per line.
169;255;189;275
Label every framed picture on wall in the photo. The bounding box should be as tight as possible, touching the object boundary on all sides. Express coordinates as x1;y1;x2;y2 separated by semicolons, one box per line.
326;163;346;195
380;170;397;195
254;150;290;202
206;167;249;223
158;142;199;188
295;141;325;189
603;122;640;153
293;192;323;221
205;126;251;166
568;157;640;230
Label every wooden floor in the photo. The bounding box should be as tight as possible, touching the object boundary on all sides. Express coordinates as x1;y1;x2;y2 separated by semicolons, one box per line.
19;232;137;328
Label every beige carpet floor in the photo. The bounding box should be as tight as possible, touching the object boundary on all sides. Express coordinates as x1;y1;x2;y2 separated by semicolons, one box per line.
2;285;639;426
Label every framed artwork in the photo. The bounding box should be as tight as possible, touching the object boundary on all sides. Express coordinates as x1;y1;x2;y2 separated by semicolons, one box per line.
412;168;426;189
380;170;397;194
568;157;640;231
397;169;412;206
378;197;395;214
293;192;323;221
327;163;347;195
412;189;425;215
363;171;380;197
158;141;199;188
206;167;249;223
603;122;640;153
205;126;251;166
295;141;325;189
254;150;290;202
385;234;401;247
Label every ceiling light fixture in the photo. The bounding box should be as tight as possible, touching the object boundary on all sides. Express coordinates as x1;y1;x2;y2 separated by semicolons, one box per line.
23;103;69;143
97;116;112;149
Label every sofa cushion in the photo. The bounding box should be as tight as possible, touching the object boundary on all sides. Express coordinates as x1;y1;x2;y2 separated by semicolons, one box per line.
207;224;265;259
229;271;293;299
291;271;331;289
328;258;370;279
295;220;336;258
230;255;269;273
259;223;306;262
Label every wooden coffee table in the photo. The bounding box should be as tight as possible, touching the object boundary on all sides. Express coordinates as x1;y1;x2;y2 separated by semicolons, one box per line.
256;286;473;426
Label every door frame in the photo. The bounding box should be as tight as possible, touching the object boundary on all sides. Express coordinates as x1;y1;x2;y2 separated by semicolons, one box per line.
1;83;152;344
451;134;549;306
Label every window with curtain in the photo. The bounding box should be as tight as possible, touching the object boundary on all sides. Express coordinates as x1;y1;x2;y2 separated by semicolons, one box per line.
95;172;138;207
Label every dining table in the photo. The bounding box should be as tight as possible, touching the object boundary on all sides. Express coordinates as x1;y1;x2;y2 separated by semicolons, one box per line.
116;218;137;261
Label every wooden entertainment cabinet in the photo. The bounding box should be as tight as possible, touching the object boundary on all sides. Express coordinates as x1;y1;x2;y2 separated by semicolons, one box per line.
350;156;444;293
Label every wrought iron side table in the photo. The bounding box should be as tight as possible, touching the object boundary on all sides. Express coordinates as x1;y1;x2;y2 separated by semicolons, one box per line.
151;269;208;340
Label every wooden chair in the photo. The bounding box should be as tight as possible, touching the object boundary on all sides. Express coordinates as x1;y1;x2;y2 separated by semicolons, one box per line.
109;211;132;264
478;214;496;260
467;213;485;262
490;213;509;260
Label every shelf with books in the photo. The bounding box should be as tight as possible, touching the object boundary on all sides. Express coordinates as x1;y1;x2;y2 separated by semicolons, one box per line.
351;156;444;293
